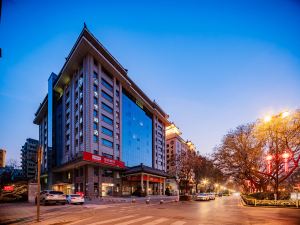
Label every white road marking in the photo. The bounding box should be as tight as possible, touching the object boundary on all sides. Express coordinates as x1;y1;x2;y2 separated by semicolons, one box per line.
170;221;186;225
142;218;169;225
87;215;138;225
114;216;153;225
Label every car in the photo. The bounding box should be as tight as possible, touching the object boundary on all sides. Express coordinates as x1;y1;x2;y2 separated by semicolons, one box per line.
208;193;216;200
195;193;210;201
35;190;66;205
66;194;85;205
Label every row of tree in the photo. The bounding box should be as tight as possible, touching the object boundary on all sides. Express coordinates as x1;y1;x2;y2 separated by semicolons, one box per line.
213;110;300;196
169;149;225;194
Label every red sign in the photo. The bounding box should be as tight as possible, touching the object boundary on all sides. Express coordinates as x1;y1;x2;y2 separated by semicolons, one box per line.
83;152;125;168
3;186;14;191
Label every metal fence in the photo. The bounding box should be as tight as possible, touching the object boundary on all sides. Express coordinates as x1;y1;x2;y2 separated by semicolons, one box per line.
241;195;300;208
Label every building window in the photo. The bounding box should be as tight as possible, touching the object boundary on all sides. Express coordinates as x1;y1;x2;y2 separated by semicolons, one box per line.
94;150;99;155
93;135;98;143
101;102;113;114
103;170;113;178
93;123;98;130
101;78;113;91
116;90;119;97
102;127;113;137
93;84;98;92
101;91;113;103
93;110;98;117
94;167;99;176
93;71;98;79
102;114;113;125
116;144;120;151
102;139;113;148
94;97;98;104
102;153;113;159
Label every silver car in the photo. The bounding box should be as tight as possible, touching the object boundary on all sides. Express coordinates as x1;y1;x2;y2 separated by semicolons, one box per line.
66;194;84;205
35;190;66;205
195;193;210;201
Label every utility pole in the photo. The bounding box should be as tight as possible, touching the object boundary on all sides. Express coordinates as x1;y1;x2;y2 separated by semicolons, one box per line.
36;145;42;222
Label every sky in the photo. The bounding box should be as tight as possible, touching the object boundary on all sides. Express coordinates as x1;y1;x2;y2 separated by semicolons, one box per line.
1;0;300;165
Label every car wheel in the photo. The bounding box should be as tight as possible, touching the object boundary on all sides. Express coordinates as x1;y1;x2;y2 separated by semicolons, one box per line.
42;199;47;206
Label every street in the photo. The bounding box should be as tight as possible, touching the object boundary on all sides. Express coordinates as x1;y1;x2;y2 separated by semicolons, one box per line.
1;196;300;225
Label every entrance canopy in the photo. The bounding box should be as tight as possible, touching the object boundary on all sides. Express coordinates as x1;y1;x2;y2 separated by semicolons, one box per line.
123;164;169;196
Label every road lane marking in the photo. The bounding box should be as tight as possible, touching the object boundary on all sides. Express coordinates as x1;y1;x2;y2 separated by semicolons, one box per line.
142;218;169;225
87;215;138;225
114;216;153;225
171;221;186;225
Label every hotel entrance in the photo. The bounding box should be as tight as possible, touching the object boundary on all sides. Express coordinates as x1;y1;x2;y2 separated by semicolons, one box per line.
122;164;169;196
52;183;72;194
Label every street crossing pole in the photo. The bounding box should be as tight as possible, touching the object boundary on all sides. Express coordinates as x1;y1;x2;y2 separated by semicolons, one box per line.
36;145;42;222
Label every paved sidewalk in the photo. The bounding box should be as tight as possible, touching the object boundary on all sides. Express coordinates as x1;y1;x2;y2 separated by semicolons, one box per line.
86;195;179;204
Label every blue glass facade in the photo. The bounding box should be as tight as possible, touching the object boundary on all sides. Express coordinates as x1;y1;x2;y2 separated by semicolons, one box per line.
122;91;153;167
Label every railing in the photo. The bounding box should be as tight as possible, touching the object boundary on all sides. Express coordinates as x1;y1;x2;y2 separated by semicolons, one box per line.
241;195;300;208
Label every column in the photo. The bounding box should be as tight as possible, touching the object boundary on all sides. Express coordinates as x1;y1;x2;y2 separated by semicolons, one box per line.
163;179;166;196
86;165;94;198
159;182;162;195
146;175;149;196
141;173;144;192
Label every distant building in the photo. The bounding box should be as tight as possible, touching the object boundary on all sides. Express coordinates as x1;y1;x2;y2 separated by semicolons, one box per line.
21;138;39;179
0;149;6;168
165;123;196;173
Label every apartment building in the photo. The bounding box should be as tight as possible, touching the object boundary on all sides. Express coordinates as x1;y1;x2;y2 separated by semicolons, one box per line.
34;26;170;197
21;138;39;179
0;149;6;168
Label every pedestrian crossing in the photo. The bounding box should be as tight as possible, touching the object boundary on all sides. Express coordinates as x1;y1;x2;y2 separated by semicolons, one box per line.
71;213;188;225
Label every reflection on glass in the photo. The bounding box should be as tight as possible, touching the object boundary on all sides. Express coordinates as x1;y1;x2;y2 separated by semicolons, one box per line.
122;91;152;167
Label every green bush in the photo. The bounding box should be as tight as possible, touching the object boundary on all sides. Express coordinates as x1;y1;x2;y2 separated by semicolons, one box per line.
247;192;290;200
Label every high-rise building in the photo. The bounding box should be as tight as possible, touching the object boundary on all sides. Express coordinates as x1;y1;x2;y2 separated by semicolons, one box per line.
21;138;39;179
0;149;6;168
34;26;170;197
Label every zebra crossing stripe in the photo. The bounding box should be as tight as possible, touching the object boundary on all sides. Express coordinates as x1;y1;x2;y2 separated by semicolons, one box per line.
170;221;187;225
88;214;138;225
114;216;153;225
142;218;169;225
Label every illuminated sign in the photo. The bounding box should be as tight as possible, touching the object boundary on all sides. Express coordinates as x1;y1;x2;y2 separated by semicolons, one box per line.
83;152;125;168
3;186;14;191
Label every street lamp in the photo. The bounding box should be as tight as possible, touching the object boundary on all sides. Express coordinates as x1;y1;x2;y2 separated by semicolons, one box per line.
282;151;290;173
266;155;273;173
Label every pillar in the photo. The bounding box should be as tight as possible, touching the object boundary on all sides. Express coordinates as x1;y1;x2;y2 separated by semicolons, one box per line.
159;182;162;195
146;175;149;196
163;179;166;196
141;173;144;192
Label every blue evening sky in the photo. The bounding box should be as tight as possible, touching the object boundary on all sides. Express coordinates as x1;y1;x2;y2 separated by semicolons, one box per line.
1;0;300;164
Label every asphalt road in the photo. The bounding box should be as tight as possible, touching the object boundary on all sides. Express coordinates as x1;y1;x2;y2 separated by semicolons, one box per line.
1;196;300;225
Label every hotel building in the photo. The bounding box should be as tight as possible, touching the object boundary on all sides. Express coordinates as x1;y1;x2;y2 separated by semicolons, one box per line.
34;26;170;197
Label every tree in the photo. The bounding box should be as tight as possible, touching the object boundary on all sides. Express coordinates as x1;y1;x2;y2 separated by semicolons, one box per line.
169;149;196;194
213;124;267;192
253;110;300;196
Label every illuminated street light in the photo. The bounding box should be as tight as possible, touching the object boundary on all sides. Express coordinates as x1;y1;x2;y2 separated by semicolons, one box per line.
264;115;272;123
282;151;290;173
281;111;290;118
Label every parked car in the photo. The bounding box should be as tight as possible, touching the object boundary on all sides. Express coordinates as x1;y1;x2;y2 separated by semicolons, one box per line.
66;194;84;205
208;193;216;200
195;193;210;201
35;190;66;205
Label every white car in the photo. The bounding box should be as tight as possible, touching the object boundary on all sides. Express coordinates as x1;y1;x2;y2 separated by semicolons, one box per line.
195;193;210;201
66;194;85;204
35;190;66;205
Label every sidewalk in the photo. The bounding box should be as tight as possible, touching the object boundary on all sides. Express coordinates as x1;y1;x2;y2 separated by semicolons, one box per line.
86;195;179;204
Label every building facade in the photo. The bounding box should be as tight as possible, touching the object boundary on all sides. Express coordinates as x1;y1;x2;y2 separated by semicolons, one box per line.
34;26;169;197
0;149;6;168
21;138;39;179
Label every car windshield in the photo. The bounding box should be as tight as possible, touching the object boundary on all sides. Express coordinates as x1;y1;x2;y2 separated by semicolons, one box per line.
49;191;64;195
